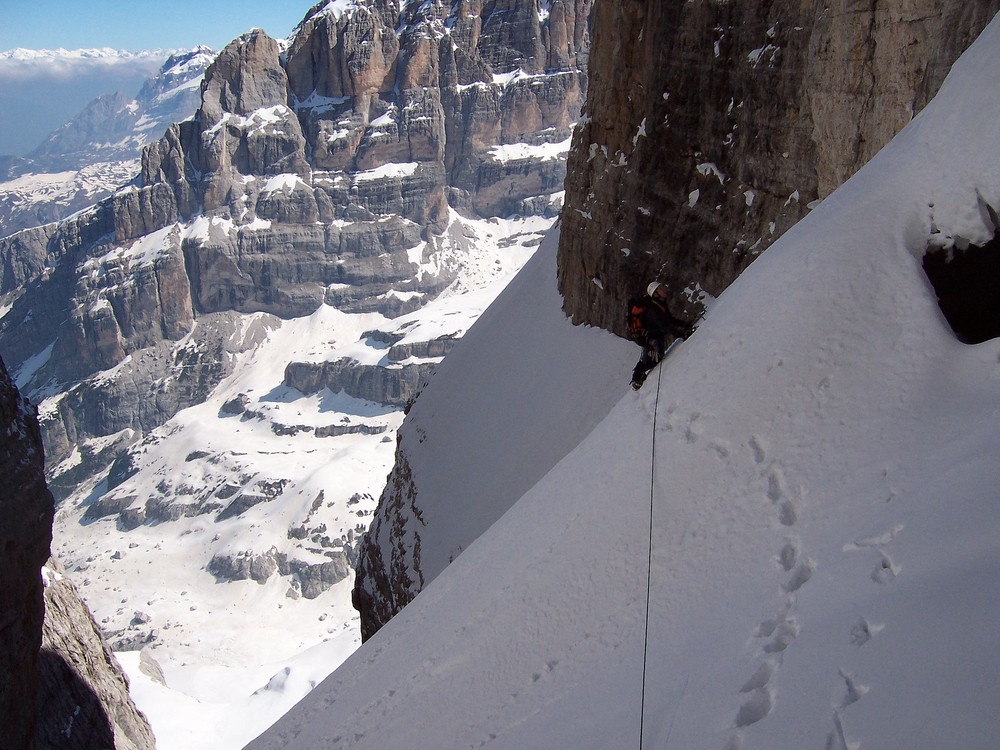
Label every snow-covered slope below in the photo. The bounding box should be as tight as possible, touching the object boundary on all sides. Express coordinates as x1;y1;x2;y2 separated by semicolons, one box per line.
246;16;1000;750
362;223;635;593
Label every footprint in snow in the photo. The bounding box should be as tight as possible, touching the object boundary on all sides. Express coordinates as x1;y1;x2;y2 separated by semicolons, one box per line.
777;537;800;572
782;558;816;594
749;434;768;464
836;669;869;710
871;551;901;584
850;616;884;647
685;412;704;443
740;661;776;694
778;499;798;527
762;463;798;525
709;438;732;459
530;659;559;683
827;711;860;750
766;465;786;502
735;687;774;728
761;618;799;654
661;403;678;431
842;523;902;583
824;671;869;750
842;524;904;551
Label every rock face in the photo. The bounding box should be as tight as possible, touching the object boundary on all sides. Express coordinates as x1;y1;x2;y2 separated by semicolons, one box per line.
0;356;53;749
0;0;590;491
352;449;424;641
1;356;152;749
557;0;1000;333
284;358;439;407
208;548;352;599
0;0;590;669
352;0;1000;639
37;559;156;750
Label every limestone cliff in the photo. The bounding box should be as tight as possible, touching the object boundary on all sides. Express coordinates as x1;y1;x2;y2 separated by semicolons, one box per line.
0;0;591;494
558;0;1000;332
37;559;156;750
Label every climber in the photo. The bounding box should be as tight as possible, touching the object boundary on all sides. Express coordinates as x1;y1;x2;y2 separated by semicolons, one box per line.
628;281;694;390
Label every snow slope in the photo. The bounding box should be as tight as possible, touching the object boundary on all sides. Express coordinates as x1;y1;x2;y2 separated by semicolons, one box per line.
246;16;1000;750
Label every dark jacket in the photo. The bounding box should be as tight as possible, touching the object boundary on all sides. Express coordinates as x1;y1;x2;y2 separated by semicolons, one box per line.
631;294;693;388
642;297;688;344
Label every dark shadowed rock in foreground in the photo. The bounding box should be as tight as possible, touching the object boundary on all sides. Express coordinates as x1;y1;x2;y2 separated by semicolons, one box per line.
0;356;53;750
1;355;154;749
37;559;156;750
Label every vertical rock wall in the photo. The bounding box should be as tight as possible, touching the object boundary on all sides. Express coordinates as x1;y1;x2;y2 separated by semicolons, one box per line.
0;355;53;749
1;356;155;749
557;0;1000;332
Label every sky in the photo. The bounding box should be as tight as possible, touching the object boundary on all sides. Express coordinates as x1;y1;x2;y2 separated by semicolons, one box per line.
0;0;309;53
0;1;313;156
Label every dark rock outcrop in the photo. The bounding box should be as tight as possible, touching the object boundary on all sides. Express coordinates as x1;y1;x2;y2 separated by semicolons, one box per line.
208;547;351;599
352;449;424;640
284;358;439;406
1;355;153;749
37;559;156;750
0;355;53;749
387;334;458;361
557;0;1000;333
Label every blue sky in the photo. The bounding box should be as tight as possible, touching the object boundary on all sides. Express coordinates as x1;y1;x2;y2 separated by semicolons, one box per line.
0;0;310;52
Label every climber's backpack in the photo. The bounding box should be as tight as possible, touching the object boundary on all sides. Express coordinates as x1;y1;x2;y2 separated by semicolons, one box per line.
625;295;649;342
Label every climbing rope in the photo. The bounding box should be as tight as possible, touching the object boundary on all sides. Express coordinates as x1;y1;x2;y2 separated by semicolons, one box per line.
638;358;664;750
